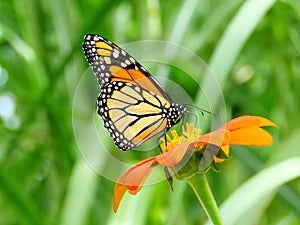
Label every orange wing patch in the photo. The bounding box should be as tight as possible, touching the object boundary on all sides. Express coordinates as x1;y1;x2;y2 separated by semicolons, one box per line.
109;66;166;98
128;69;166;98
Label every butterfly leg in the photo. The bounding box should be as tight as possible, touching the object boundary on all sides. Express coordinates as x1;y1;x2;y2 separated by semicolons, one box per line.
156;129;168;153
180;114;189;139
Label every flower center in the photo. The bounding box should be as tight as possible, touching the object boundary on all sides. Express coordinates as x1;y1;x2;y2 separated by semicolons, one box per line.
160;123;201;152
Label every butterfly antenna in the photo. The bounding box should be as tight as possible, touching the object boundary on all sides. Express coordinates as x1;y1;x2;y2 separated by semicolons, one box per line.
183;104;219;120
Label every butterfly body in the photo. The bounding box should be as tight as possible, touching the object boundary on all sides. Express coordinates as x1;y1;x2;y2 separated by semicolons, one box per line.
83;34;186;150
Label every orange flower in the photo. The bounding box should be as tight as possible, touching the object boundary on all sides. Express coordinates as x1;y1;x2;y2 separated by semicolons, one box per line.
197;115;278;163
113;116;278;212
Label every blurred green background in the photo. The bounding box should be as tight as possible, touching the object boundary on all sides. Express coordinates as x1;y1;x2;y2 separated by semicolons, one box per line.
1;0;300;224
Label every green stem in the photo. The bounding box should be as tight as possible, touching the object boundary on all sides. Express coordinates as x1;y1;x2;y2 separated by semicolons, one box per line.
186;173;224;225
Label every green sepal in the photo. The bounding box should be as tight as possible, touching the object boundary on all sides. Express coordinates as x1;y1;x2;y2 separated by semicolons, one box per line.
216;147;230;160
209;161;220;172
171;145;229;180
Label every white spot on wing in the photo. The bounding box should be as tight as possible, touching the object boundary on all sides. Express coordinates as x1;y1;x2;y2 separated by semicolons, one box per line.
129;57;135;63
104;57;111;64
113;51;119;58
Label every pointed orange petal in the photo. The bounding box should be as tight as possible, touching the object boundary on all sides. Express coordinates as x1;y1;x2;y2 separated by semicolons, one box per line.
230;126;274;146
219;116;259;131
214;145;230;163
214;158;225;163
219;116;278;131
124;157;157;193
156;142;190;167
113;183;127;213
251;116;279;128
221;145;230;156
113;157;157;213
196;129;231;147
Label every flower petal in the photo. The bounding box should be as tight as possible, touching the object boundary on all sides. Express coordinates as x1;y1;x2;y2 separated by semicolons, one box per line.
196;129;231;147
219;116;259;131
230;126;274;146
251;116;279;128
113;156;157;212
156;142;190;167
214;145;230;163
113;183;127;213
219;116;278;131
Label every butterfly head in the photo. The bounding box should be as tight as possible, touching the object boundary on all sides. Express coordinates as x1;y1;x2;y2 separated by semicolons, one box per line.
165;103;187;129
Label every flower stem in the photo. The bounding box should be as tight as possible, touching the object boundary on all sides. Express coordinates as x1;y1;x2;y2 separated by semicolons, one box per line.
186;173;224;225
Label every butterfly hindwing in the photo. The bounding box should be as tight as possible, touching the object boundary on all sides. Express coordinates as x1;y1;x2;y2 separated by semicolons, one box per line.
98;81;171;150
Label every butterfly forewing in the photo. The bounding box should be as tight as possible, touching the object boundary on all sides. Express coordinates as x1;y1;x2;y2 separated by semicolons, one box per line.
83;34;172;100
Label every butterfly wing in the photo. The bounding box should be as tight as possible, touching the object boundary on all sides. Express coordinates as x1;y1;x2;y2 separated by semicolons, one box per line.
83;34;172;101
98;81;174;150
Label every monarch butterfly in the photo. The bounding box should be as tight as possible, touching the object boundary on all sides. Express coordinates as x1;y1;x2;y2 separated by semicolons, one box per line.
82;34;187;150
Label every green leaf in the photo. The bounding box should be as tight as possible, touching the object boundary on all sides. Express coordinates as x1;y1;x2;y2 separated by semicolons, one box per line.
212;157;300;225
59;160;98;225
194;0;278;128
